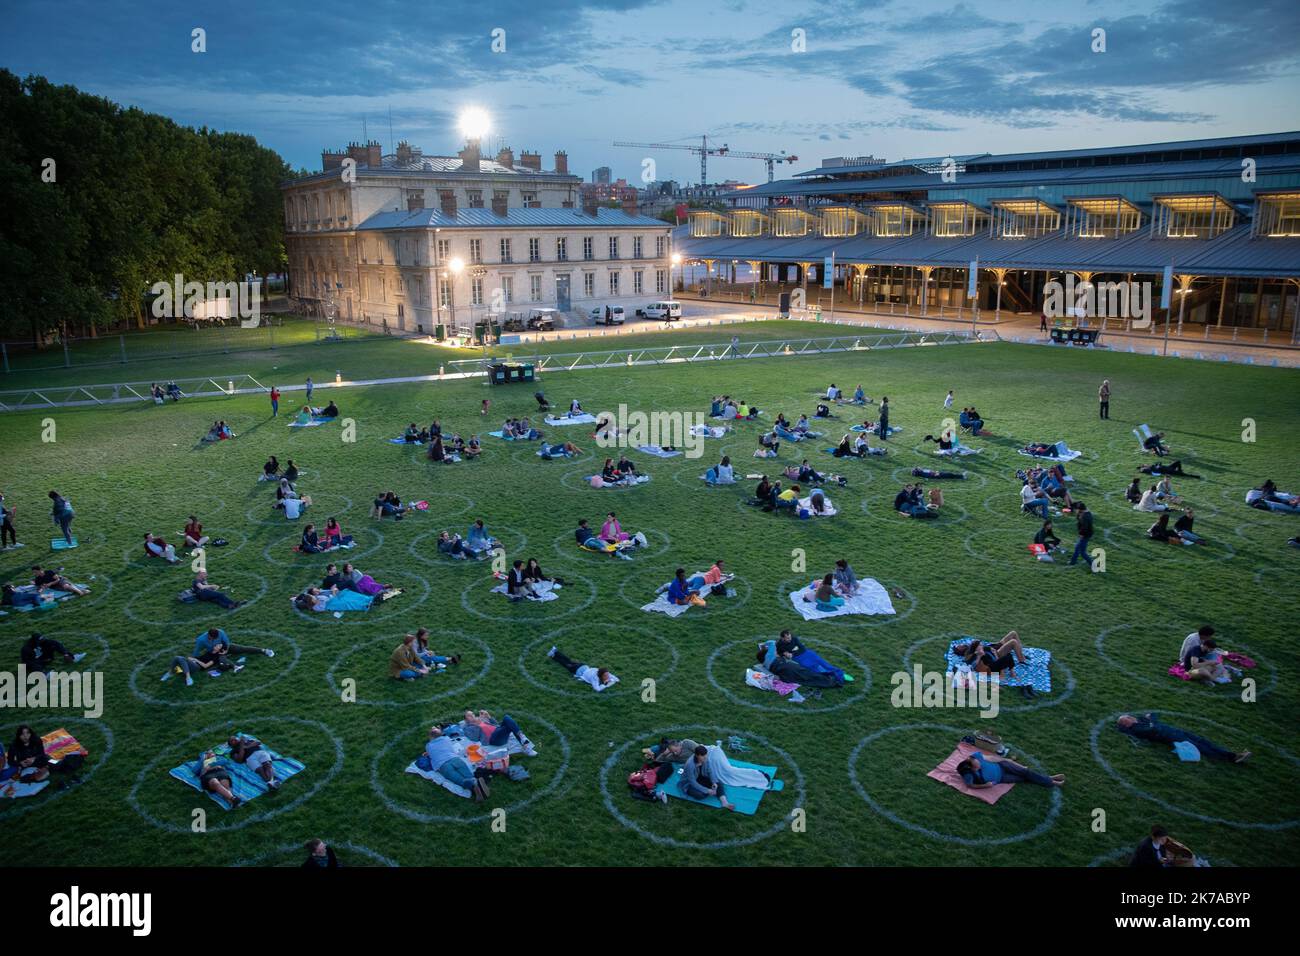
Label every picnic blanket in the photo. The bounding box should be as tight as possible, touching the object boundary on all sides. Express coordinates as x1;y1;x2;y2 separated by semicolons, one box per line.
324;590;374;613
701;474;738;485
0;777;50;799
640;593;693;617
637;445;681;458
655;758;784;815
850;424;903;436
586;474;652;487
745;667;801;698
927;743;1013;805
169;735;306;810
42;728;89;762
288;418;331;428
936;444;981;457
796;495;838;517
788;578;895;620
944;639;1053;693
404;760;474;798
388;437;425;445
545;413;596;426
7;584;89;612
51;538;78;550
1018;441;1082;462
690;424;728;439
490;579;562;603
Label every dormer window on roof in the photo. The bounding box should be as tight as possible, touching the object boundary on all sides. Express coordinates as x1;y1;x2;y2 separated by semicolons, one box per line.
926;200;988;238
771;207;818;238
817;205;870;238
1150;193;1236;239
862;202;925;237
1251;190;1300;238
730;209;770;237
688;210;729;238
990;198;1061;239
1064;197;1142;238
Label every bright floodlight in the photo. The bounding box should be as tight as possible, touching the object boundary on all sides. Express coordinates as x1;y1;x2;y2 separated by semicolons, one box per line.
448;256;465;274
458;107;490;140
671;253;682;265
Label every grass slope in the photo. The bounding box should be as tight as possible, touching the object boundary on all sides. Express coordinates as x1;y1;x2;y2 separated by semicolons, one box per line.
0;339;1296;867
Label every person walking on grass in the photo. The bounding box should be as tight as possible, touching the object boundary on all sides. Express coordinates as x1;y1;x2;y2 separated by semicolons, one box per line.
0;491;18;550
1068;501;1094;568
48;491;73;546
1099;379;1111;420
270;386;281;417
305;377;313;402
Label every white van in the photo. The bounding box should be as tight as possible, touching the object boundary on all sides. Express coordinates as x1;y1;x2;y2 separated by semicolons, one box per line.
644;300;682;321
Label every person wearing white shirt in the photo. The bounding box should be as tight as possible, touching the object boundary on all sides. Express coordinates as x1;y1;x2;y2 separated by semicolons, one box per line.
1135;486;1168;513
1021;482;1050;519
944;390;954;409
546;646;618;691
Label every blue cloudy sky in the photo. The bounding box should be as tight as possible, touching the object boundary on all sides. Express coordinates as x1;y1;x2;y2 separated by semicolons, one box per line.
3;0;1298;183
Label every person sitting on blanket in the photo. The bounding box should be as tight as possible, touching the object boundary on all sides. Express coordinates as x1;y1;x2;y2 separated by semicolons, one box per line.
463;435;482;459
720;400;739;420
599;458;633;485
751;476;775;508
1034;520;1062;552
403;423;422;443
465;520;498;558
425;726;491;803
1125;477;1143;505
592;414;617;441
955;633;1027;682
144;532;179;564
1131;825;1200;868
319;401;338;418
228;735;282;790
1140;460;1199;479
294;406;314;425
546;646;618;691
523;558;558;592
1116;713;1251;763
854;432;884;457
567;399;585;417
574;518;622;557
923;432;955;452
323;517;353;549
668;567;707;607
705;456;736;484
21;632;86;672
833;434;859;458
1;583;56;609
793;414;814;435
426;435;450;463
506;559;543;600
1180;632;1224;684
774;484;801;513
797;459;825;485
850;385;867;405
957;750;1065;789
320;564;351;590
196;749;241;807
825;384;841;401
814;403;832;419
681;745;736;811
913;467;963;480
601;512;637;546
756;431;780;457
1136;484;1172;513
1143;431;1170;456
300;524;326;554
6;724;55;785
261;456;280;482
30;565;89;597
182;516;209;549
833;559;859;596
810;573;844;609
391;632;432;680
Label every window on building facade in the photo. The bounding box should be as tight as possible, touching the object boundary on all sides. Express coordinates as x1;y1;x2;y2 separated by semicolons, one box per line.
471;277;483;305
501;275;513;304
583;237;594;260
656;236;665;257
468;190;484;208
583;272;595;297
529;238;540;262
556;237;568;261
530;274;542;301
609;236;620;259
655;269;666;293
470;238;482;264
439;278;450;308
633;270;643;294
500;238;512;263
633;236;643;259
609;271;620;295
436;238;450;260
523;192;538;207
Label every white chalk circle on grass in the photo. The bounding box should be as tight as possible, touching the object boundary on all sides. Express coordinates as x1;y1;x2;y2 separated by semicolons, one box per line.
511;444;595;469
559;466;656;493
1092;623;1275;699
706;637;871;714
848;724;1061;846
261;525;384;566
871;499;969;526
123;570;269;627
243;493;354;527
775;576;916;629
517;625;679;700
1088;711;1300;830
368;711;570;825
325;630;493;707
1252;566;1300;616
898;633;1076;713
599;726;806;850
127;631;300;708
290;568;432;626
458;569;596;623
121;528;252;566
417;492;477;520
232;840;399;868
616;567;753;617
551;526;671;564
0;718;114;822
893;464;987;490
961;529;1067;574
128;716;344;834
1101;524;1236;564
406;525;528;569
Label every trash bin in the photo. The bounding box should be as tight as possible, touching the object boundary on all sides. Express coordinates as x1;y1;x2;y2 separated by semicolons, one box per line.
474;322;487;345
434;323;446;341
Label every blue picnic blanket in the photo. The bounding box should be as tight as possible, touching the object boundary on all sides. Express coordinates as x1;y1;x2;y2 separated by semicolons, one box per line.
324;590;374;613
849;424;903;436
944;638;1053;693
169;735;306;810
8;585;89;612
655;759;784;816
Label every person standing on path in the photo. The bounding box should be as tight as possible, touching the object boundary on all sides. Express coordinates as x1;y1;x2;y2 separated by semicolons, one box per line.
305;377;313;402
1069;501;1094;568
1098;379;1111;420
270;386;280;417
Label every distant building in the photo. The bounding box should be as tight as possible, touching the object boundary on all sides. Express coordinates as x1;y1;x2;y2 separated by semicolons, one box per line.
579;178;639;206
281;140;673;332
591;166;612;184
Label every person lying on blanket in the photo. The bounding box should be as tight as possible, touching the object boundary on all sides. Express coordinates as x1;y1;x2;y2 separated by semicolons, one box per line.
1022;442;1056;457
459;710;532;751
425;726;492;803
339;563;392;597
1;583;57;609
229;735;282;790
762;631;850;686
295;586;338;612
539;440;581;460
163;646;240;685
1116;713;1251;763
700;559;732;594
1247;479;1300;513
912;467;964;480
547;645;618;690
21;632;86;672
465;520;499;558
144;532;179;564
957;751;1064;789
196;749;241;807
668;568;707;607
955;633;1027;684
30;565;88;597
390;632;432;680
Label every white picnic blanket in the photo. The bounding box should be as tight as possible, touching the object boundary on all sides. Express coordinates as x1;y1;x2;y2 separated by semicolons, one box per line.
490;579;561;602
796;495;838;516
640;594;692;617
787;577;896;621
1018;442;1082;462
545;414;597;426
690;424;729;439
588;474;651;487
936;444;981;457
637;445;681;458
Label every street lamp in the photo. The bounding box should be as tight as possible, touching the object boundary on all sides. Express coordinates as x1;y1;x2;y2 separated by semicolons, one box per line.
671;252;682;295
445;256;465;335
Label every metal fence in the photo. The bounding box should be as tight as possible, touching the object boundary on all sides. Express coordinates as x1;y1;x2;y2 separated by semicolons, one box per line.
0;374;269;412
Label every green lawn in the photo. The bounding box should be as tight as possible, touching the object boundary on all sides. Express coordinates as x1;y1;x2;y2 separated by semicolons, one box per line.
0;338;1296;867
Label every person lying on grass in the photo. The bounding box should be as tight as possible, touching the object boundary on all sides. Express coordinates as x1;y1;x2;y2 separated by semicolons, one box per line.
957;750;1064;789
144;532;179;564
547;646;618;691
191;570;246;609
539;440;581;460
1;583;56;609
1116;713;1251;763
193;627;274;660
30;565;88;597
337;563;393;597
20;632;86;672
913;466;963;480
1139;460;1199;479
163;647;241;685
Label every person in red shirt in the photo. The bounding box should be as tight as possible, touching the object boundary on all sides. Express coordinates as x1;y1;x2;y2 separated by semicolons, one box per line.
270;386;281;417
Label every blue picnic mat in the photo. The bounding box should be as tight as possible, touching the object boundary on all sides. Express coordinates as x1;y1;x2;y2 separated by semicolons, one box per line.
10;585;88;612
655;759;784;815
169;734;306;810
51;538;78;550
944;638;1053;693
324;589;374;612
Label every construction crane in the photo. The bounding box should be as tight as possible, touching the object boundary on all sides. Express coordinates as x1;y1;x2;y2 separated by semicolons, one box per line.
612;136;799;183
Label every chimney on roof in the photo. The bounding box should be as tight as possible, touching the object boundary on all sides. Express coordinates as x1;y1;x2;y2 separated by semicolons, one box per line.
554;150;569;175
439;189;457;217
496;146;514;170
459;138;481;172
396;140;413;165
582;196;598;217
491;190;508;216
622;196;638;217
322;148;346;171
520;150;541;172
